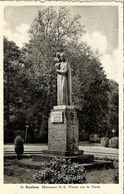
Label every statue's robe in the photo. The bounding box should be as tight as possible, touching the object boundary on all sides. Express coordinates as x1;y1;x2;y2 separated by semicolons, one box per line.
57;61;72;105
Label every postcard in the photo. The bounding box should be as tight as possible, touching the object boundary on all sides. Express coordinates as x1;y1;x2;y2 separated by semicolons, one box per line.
1;1;123;194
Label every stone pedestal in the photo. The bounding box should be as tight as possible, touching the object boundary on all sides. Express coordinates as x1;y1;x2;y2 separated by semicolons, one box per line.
38;105;94;163
44;105;83;156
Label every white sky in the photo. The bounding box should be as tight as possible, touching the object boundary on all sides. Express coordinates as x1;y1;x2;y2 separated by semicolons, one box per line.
4;6;119;82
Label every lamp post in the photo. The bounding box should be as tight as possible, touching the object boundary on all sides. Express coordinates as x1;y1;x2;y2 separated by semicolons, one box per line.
25;125;29;143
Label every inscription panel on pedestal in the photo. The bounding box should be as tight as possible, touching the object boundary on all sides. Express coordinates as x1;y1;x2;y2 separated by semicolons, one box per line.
51;111;63;123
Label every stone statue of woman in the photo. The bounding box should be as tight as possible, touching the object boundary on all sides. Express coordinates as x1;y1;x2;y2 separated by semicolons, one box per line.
54;52;72;106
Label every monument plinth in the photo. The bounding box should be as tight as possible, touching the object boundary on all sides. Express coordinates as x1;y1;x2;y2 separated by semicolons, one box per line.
46;105;83;156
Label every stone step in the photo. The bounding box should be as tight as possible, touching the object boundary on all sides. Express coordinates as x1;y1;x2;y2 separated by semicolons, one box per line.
4;151;118;161
82;160;113;170
32;154;94;163
16;158;113;170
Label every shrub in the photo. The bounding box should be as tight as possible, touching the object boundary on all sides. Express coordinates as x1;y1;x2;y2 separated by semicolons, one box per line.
79;131;89;141
14;136;24;160
34;158;86;184
90;134;100;143
109;137;119;148
113;170;119;183
101;137;109;147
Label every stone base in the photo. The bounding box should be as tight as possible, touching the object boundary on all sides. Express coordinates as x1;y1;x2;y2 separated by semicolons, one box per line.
32;153;94;163
48;105;79;154
42;149;83;156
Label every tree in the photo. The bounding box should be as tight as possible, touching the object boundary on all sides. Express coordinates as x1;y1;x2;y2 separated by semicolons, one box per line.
65;41;109;134
20;7;85;140
4;37;40;142
21;7;110;138
107;80;119;136
4;37;21;132
4;7;114;142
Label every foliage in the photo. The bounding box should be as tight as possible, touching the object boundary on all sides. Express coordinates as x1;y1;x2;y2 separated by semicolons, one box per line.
107;80;119;136
95;156;118;162
66;42;110;134
4;129;25;143
113;170;119;183
4;37;47;143
22;7;110;135
34;158;86;184
13;130;25;140
79;131;89;141
101;137;109;147
109;137;119;149
4;129;14;143
4;37;22;133
4;7;119;142
14;136;24;160
89;134;100;143
4;7;85;141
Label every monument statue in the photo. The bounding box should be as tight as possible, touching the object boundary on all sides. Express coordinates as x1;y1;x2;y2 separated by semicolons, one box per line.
54;52;72;105
39;52;93;162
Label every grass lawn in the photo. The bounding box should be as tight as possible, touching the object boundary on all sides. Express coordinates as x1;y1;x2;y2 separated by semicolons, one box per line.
4;159;118;184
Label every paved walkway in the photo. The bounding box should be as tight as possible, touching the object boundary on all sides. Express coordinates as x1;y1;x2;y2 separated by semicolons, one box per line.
4;142;119;159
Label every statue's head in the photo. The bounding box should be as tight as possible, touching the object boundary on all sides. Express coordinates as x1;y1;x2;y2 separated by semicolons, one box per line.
60;52;66;62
